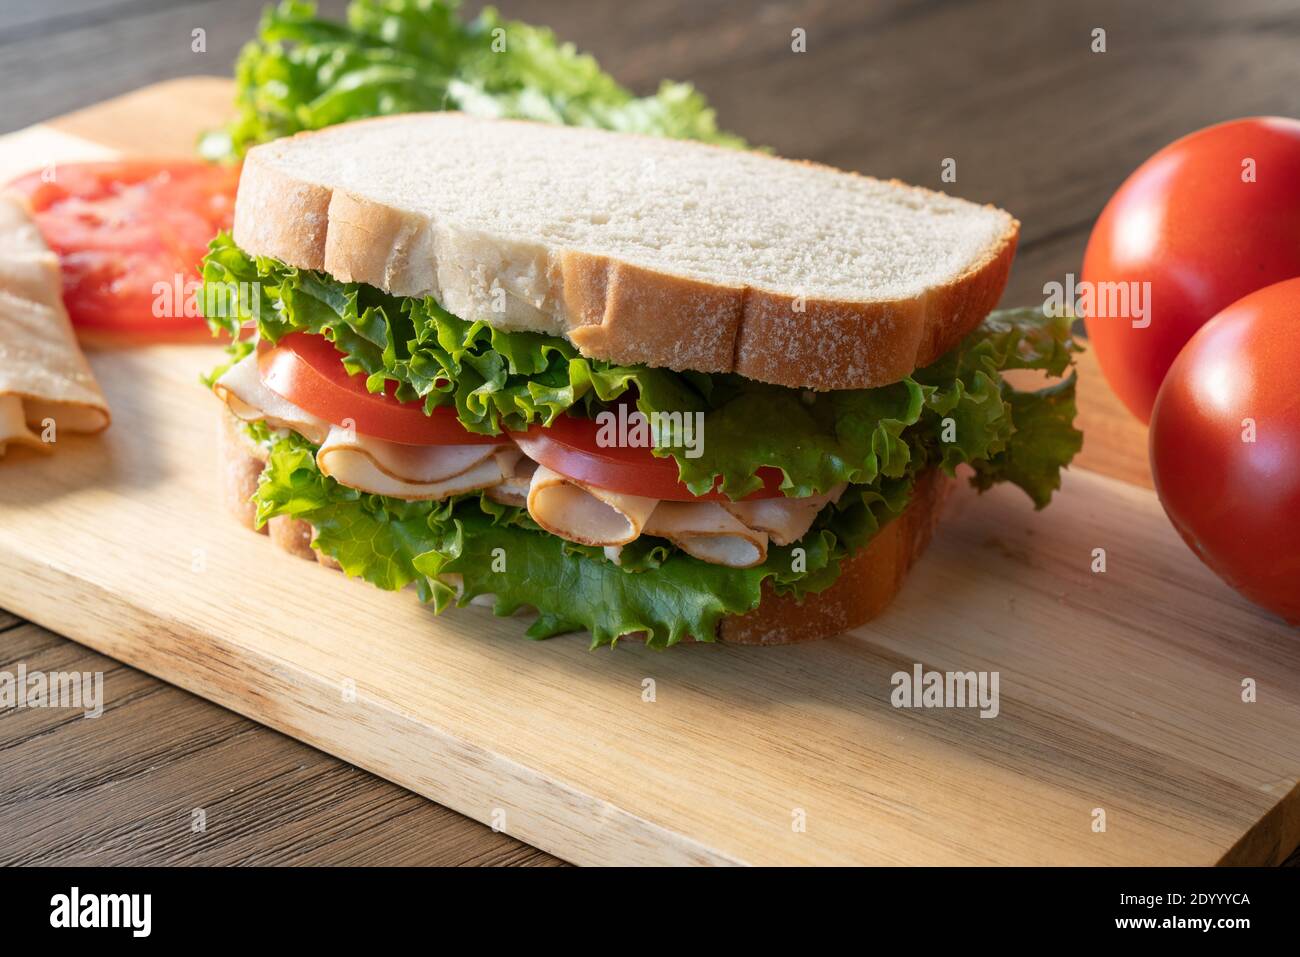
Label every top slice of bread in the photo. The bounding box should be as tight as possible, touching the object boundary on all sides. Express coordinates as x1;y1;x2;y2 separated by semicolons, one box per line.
233;113;1018;390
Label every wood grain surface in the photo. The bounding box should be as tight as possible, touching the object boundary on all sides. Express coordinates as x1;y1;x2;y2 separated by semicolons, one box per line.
0;618;557;865
2;0;1298;866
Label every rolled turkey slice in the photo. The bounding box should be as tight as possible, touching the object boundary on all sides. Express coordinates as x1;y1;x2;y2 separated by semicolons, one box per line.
0;193;110;456
526;463;658;546
215;352;516;500
526;465;837;567
643;501;769;568
316;425;503;485
721;482;847;546
316;426;518;499
485;457;536;508
213;352;330;445
0;394;38;453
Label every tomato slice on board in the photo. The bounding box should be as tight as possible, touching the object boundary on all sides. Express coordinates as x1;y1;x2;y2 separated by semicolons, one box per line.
258;332;507;447
510;414;786;502
6;160;240;339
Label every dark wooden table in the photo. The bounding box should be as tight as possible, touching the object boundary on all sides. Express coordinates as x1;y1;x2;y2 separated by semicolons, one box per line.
3;0;1298;866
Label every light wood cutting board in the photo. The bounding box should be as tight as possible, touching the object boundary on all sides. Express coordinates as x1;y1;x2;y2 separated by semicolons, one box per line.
1;78;1297;866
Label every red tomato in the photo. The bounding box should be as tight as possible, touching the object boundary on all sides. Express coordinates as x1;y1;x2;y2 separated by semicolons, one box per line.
1082;117;1300;423
259;332;505;446
1149;278;1300;624
511;414;785;502
265;331;787;498
6;160;240;339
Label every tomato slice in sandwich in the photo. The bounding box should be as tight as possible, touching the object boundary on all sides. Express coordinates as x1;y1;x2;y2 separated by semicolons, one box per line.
511;413;785;502
258;332;506;446
263;332;786;500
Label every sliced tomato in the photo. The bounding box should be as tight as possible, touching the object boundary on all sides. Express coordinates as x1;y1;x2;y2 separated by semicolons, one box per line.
6;159;240;339
511;413;785;501
259;332;506;447
264;331;784;497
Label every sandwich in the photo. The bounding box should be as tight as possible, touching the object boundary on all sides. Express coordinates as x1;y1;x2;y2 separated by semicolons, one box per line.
203;113;1081;648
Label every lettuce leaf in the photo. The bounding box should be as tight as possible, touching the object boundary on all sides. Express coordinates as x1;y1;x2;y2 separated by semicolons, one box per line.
203;236;1082;506
969;375;1082;508
249;426;915;647
202;0;745;159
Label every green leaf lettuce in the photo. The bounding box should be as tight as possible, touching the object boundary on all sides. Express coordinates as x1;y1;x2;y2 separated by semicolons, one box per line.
249;427;917;647
203;0;746;159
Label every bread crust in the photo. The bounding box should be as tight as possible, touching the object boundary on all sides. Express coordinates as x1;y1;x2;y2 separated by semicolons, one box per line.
218;407;267;534
232;115;1019;391
218;408;327;563
267;514;317;561
218;406;947;644
231;158;331;272
718;468;949;644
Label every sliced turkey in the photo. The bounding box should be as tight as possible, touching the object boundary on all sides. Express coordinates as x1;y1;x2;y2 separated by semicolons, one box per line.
215;352;515;500
721;482;847;545
485;457;536;508
213;352;330;445
526;463;658;546
643;501;768;568
0;194;110;457
316;426;518;500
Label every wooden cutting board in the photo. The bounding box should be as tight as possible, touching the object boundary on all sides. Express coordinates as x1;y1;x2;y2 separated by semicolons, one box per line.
2;78;1297;866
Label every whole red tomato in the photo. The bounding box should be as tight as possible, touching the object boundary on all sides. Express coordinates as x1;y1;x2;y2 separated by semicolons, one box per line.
1082;117;1300;423
1149;278;1300;624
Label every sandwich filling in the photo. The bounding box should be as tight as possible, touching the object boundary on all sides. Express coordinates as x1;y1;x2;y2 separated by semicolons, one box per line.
215;347;841;568
203;235;1083;646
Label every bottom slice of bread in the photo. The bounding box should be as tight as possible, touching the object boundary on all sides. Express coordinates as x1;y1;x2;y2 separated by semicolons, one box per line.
219;408;948;645
719;466;948;644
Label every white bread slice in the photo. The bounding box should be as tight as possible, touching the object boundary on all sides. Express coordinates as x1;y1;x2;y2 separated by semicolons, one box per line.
233;114;1018;391
217;405;949;645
